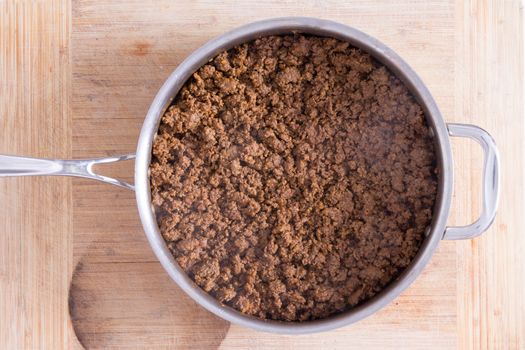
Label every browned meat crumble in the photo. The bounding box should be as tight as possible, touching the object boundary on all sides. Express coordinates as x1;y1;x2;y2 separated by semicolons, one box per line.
150;34;438;321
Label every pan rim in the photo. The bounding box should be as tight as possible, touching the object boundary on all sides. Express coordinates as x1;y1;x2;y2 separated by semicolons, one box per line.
134;16;453;334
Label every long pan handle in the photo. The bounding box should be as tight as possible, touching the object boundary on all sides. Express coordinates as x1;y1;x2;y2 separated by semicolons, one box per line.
0;154;135;190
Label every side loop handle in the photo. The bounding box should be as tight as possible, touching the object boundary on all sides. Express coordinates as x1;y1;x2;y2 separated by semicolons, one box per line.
443;123;500;240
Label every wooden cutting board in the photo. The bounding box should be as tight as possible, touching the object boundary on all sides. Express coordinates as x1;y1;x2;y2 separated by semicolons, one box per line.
1;0;523;349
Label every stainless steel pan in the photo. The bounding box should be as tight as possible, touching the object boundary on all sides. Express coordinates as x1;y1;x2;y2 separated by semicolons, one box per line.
0;17;500;334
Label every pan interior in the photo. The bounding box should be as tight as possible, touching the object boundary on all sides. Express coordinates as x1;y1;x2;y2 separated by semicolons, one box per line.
134;17;452;334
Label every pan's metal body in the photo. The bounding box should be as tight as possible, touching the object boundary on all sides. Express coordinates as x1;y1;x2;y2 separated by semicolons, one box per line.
0;18;500;334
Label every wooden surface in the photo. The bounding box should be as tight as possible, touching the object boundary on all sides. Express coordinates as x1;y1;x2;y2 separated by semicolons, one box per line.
0;0;523;349
455;1;524;348
0;1;72;349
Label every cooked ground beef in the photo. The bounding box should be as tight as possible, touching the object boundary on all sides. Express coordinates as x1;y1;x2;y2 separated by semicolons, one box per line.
150;34;438;321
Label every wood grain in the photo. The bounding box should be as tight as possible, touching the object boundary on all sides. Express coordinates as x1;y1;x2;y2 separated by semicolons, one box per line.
0;1;72;349
70;0;456;349
1;0;523;349
455;1;525;348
